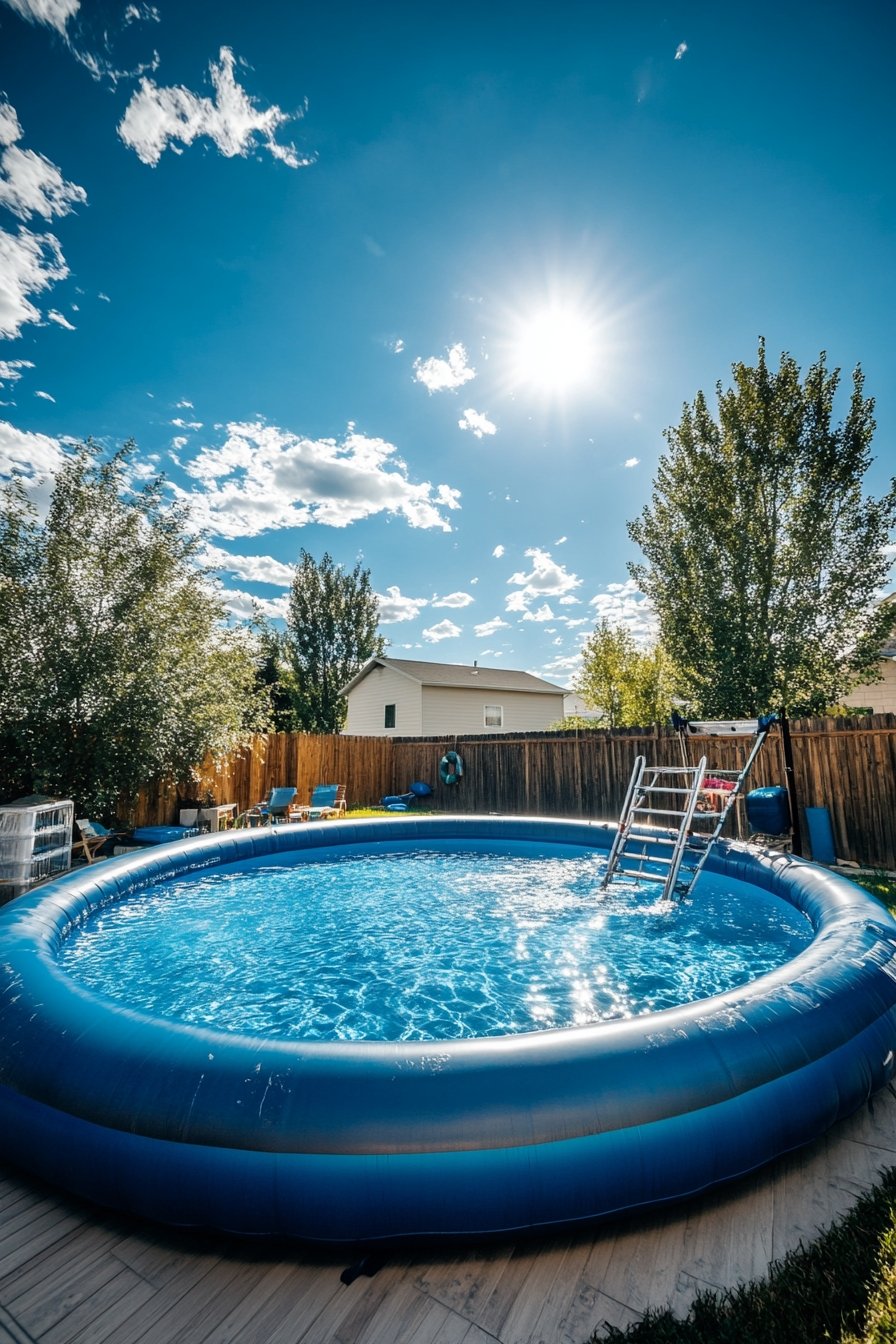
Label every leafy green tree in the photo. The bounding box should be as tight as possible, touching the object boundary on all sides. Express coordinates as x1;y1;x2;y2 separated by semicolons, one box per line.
628;341;896;717
0;441;270;818
283;550;385;732
250;612;303;732
575;619;675;727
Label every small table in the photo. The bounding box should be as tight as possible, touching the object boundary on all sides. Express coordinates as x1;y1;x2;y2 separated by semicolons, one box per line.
198;804;237;832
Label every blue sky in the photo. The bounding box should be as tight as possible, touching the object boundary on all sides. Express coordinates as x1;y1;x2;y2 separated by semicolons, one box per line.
1;0;894;689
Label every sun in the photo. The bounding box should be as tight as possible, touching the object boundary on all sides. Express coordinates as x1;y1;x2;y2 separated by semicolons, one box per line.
508;302;599;396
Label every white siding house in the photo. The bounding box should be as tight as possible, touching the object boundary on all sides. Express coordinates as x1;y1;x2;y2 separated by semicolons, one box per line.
340;658;567;736
837;635;896;714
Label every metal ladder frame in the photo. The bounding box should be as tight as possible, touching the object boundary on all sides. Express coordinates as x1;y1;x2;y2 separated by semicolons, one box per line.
601;717;777;902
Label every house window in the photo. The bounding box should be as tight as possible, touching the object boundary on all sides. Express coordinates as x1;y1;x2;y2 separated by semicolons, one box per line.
384;703;396;729
484;704;503;729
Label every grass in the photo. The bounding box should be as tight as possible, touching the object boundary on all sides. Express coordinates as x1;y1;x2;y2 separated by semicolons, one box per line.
589;1167;896;1344
849;870;896;915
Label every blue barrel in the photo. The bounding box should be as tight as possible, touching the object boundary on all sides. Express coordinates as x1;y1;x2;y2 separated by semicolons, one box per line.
746;786;790;835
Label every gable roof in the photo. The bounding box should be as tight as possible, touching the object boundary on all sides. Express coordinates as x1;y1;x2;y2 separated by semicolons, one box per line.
341;656;566;697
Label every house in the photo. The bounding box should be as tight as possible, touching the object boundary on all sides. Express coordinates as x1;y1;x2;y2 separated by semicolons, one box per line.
837;633;896;715
562;692;603;722
340;657;567;736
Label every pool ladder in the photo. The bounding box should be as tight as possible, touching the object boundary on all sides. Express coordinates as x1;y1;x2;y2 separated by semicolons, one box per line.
600;756;755;902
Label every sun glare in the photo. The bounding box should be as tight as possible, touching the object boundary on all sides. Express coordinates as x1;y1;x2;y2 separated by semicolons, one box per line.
510;303;598;395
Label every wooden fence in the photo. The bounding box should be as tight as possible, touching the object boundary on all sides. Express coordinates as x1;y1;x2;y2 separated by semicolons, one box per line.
134;715;896;871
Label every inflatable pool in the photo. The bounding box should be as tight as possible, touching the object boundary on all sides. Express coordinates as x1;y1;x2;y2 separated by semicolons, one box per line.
1;815;895;1246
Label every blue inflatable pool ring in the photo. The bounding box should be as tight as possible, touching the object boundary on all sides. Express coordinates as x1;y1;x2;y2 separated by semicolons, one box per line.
1;816;896;1248
439;751;464;785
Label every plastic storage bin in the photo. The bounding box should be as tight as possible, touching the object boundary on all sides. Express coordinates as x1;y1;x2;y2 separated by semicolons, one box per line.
0;797;74;901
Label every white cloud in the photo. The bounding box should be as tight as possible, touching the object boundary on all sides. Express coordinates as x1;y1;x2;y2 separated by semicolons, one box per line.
458;407;496;438
171;417;202;429
558;594;581;605
474;617;509;638
413;342;475;393
675;42;688;59
390;338;404;354
0;226;68;338
34;388;54;401
219;585;289;622
2;0;79;36
588;577;657;644
200;542;296;588
0;357;34;387
554;535;567;545
97;291;110;301
624;456;639;468
0;101;88;221
173;420;461;538
492;544;505;558
124;3;159;22
432;591;474;609
175;398;194;409
0;419;66;510
118;47;314;169
375;586;429;623
520;602;555;623
541;652;582;677
506;547;581;618
171;435;188;450
47;308;75;329
422;618;462;643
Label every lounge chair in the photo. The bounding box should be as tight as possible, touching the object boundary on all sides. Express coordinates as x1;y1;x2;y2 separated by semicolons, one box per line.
293;784;346;822
234;786;297;828
72;819;123;863
380;781;433;812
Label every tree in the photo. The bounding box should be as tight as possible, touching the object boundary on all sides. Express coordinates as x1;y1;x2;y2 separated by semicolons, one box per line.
575;619;675;727
628;341;896;718
283;550;385;732
0;441;270;817
250;612;303;732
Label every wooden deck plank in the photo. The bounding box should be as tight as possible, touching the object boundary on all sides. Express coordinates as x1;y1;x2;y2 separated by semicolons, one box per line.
0;1209;89;1284
37;1267;156;1344
0;1227;117;1306
57;1257;227;1344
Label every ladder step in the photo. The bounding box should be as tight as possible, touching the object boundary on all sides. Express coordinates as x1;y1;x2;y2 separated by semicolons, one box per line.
614;867;664;882
632;806;690;818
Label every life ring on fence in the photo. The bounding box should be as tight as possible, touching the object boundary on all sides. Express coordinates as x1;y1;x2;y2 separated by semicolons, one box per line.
439;751;464;785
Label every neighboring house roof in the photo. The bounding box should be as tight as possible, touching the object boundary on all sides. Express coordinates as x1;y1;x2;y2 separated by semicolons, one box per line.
341;656;566;697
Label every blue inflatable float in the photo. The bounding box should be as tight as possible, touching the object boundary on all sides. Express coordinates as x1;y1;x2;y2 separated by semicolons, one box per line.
1;815;895;1246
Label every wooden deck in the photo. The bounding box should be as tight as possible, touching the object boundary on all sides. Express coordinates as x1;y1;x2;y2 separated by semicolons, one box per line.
3;1088;896;1344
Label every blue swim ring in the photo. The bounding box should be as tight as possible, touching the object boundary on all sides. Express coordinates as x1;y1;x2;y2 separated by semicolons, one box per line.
439;751;464;785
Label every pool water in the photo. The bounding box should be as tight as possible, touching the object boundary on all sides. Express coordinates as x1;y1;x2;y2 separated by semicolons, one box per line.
59;845;813;1042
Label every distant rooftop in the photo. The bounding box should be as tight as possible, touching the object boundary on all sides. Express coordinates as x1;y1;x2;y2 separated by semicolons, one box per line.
341;656;566;697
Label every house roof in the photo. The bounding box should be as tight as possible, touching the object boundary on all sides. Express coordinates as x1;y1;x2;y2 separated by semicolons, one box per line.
341;656;567;697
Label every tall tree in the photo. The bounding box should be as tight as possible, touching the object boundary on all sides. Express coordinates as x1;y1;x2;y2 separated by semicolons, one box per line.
284;550;384;732
0;441;270;817
575;619;674;727
628;341;896;717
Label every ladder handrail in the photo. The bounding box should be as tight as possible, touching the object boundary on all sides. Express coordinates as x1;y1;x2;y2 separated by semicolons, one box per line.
601;717;777;903
599;756;645;890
